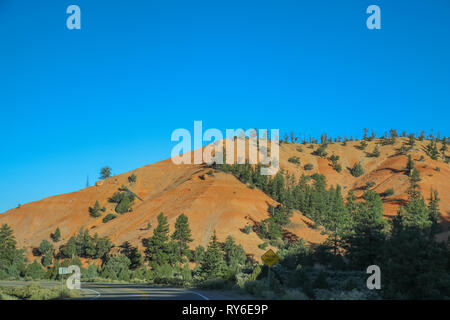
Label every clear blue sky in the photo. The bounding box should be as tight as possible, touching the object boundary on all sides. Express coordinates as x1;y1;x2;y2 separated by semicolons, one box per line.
0;0;449;213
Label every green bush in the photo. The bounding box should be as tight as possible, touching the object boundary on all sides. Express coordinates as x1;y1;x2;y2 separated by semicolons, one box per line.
304;163;314;171
365;181;376;189
288;156;300;164
128;173;137;183
25;261;46;280
103;213;117;223
350;162;364;177
381;188;394;197
258;242;268;250
0;283;79;300
242;225;252;234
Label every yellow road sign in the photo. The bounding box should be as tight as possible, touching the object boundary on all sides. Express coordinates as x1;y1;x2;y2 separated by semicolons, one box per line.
261;249;279;267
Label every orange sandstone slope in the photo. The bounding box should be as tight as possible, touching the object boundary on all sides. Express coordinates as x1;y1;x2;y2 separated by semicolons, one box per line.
279;138;450;230
0;137;448;259
0;157;324;260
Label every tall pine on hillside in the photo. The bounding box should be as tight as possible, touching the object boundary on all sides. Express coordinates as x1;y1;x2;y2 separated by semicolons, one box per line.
171;213;193;263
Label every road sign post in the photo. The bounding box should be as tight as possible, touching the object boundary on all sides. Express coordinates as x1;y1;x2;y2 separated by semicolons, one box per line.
59;267;68;299
261;249;279;288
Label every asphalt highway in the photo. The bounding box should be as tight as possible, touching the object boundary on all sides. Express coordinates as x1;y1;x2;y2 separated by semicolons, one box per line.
0;281;246;300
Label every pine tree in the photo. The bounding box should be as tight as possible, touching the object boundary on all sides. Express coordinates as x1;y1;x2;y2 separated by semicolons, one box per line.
0;224;17;257
171;213;193;263
323;186;353;256
441;141;448;156
38;239;53;256
395;197;432;231
99;166;112;179
427;189;440;225
200;230;226;278
0;224;25;278
370;145;380;157
343;191;386;268
51;227;61;242
145;212;171;267
120;241;143;270
407;168;421;199
427;141;439;160
405;154;415;175
89;200;102;218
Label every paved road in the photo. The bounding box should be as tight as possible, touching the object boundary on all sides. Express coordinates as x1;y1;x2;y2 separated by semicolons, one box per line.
0;281;248;300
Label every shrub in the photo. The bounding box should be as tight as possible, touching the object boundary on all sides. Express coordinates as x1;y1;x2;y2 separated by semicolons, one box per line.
258;242;268;250
25;261;46;280
128;174;137;183
242;225;252;234
82;264;99;279
0;283;79;300
350;162;364;177
109;192;134;214
380;188;394;197
365;181;376;189
312;144;328;157
358;141;368;150
369;146;380;157
103;213;117;223
296;147;303;152
206;170;214;176
288;156;300;164
333;163;342;172
304;163;314;171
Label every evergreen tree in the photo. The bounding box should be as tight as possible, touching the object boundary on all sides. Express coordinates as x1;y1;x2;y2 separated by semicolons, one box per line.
120;241;143;270
38;239;53;256
323;186;353;255
99;166;112;179
407;168;421;199
0;224;17;261
405;154;415;175
427;189;440;226
171;214;193;263
50;227;61;242
440;141;448;156
89;200;102;218
223;235;247;268
427;141;439;160
350;162;364;177
343;191;386;268
193;245;205;264
200;230;226;278
384;191;450;299
0;224;25;279
145;212;171;267
25;260;46;280
370;145;380;157
395;197;432;231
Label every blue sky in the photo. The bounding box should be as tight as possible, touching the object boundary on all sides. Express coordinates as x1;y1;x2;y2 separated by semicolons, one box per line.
0;0;449;213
